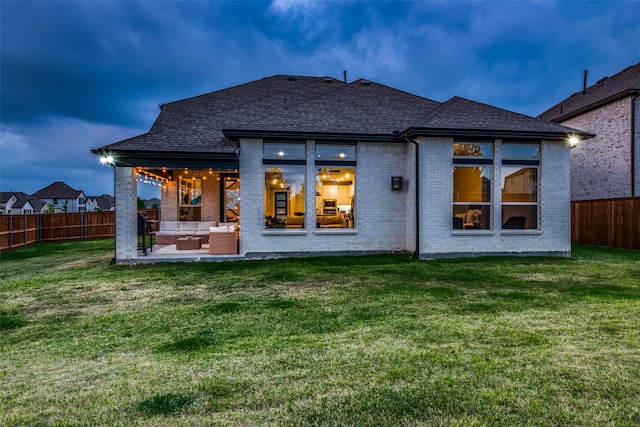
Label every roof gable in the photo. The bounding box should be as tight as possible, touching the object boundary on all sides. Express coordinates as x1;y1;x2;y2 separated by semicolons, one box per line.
1;192;17;203
539;62;640;122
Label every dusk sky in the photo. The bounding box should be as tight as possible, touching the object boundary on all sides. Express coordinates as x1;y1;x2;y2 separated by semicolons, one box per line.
1;1;639;200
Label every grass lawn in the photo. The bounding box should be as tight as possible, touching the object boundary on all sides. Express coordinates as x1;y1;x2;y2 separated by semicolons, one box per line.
1;241;639;426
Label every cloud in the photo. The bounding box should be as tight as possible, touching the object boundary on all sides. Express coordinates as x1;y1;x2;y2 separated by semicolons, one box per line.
269;0;326;15
0;117;141;195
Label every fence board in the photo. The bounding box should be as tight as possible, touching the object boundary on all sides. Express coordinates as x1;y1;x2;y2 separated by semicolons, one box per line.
571;197;639;250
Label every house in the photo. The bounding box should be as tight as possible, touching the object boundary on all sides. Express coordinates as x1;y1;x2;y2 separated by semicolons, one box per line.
92;75;591;262
0;192;47;214
12;192;48;214
86;194;115;211
32;181;87;213
0;192;18;214
539;62;640;200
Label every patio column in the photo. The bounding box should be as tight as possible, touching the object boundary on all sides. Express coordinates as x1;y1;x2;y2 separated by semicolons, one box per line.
115;166;138;260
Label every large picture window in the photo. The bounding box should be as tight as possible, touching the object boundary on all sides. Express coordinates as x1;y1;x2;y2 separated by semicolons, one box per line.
501;143;540;230
452;142;493;230
263;143;306;229
315;145;356;229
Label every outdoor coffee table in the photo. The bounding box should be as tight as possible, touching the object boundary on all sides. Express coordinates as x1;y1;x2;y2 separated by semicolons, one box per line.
175;237;202;250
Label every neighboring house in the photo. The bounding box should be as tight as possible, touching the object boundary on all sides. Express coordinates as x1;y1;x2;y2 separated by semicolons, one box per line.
32;181;87;213
146;198;161;209
12;192;48;214
86;194;115;211
93;75;590;262
0;192;18;214
0;192;47;214
539;62;640;200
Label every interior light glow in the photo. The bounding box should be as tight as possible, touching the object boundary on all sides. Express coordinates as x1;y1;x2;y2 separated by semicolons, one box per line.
278;151;285;156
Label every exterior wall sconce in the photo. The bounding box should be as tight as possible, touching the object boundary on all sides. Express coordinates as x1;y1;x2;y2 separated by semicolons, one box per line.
569;136;580;148
391;176;404;190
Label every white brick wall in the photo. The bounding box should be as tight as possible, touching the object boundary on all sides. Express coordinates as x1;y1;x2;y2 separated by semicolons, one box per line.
417;137;571;257
115;166;138;260
238;139;411;256
561;97;633;200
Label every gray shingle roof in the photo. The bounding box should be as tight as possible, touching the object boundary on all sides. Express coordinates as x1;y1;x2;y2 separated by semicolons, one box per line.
88;194;114;210
0;192;16;203
32;181;83;199
234;79;441;135
96;74;588;158
100;76;348;153
12;192;47;210
415;96;580;135
539;62;640;122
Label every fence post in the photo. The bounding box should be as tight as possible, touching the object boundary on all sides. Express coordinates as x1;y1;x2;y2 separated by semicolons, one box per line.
23;212;27;248
9;213;13;252
81;210;84;241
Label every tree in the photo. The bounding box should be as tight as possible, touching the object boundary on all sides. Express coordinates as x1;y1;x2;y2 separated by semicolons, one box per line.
137;197;147;209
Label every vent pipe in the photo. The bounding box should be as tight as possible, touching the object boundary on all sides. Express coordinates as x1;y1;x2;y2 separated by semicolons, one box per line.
583;70;588;92
343;70;347;83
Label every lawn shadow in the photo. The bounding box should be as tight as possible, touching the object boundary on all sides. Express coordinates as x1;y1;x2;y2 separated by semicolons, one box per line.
136;392;195;416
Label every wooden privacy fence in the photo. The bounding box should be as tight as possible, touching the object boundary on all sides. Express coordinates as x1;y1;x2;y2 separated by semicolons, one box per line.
0;210;159;253
571;197;639;250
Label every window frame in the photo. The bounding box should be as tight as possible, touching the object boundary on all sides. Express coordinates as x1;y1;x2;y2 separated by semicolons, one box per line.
315;143;357;230
263;142;307;231
500;142;541;232
452;141;494;232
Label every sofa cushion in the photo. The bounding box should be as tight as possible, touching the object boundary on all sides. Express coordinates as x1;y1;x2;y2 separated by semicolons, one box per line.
210;226;228;233
180;221;198;231
160;221;179;231
198;221;215;231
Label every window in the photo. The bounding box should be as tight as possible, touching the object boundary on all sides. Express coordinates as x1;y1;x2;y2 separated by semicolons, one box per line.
501;143;540;230
452;142;493;230
179;175;202;221
264;143;306;229
315;144;356;229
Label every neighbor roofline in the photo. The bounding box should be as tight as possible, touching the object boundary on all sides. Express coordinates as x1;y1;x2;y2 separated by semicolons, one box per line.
404;127;595;141
91;148;239;169
222;129;401;143
545;88;640;123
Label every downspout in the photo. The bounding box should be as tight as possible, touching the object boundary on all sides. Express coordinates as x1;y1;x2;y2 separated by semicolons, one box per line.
405;135;420;258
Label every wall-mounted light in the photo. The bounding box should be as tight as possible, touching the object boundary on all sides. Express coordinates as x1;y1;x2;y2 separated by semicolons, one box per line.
569;136;580;148
99;155;114;165
391;176;403;191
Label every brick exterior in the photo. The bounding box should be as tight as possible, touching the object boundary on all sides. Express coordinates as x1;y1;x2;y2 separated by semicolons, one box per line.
239;139;411;256
417;137;571;258
560;97;634;200
160;180;178;221
237;138;570;258
115;166;138;260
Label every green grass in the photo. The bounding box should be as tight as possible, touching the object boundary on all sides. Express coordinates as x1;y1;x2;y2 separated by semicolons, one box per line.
1;241;639;426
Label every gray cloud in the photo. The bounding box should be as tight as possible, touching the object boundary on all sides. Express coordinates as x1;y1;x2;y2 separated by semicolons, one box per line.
1;0;638;197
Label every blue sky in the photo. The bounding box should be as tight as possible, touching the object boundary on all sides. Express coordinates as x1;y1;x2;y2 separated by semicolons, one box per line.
1;0;639;199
